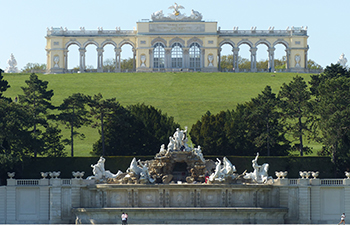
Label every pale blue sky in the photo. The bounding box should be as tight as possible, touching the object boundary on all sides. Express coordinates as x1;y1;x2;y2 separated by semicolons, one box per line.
1;0;349;70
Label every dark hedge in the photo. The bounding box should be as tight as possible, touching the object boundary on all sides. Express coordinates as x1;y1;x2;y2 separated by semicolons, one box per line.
9;155;335;180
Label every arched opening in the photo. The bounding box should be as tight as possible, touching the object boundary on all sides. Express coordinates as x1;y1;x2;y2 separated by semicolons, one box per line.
85;44;98;72
220;43;233;72
274;44;287;71
256;43;269;72
237;43;251;72
102;44;116;72
153;43;165;71
120;43;134;72
172;162;188;182
171;43;183;68
189;43;201;71
66;44;79;72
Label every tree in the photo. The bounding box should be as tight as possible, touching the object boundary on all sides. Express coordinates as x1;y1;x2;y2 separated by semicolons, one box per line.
57;93;91;157
0;69;11;102
22;63;46;73
103;58;115;72
41;125;66;157
245;86;289;156
278;76;314;156
0;99;35;158
307;59;323;70
19;73;54;157
316;77;350;173
121;58;133;71
88;93;120;156
220;55;233;71
190;111;232;155
91;103;180;156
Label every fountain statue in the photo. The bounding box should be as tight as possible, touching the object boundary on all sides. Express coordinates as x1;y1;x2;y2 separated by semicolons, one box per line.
87;128;273;185
243;153;273;184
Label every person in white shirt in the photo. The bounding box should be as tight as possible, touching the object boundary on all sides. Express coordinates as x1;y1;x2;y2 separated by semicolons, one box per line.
338;213;346;225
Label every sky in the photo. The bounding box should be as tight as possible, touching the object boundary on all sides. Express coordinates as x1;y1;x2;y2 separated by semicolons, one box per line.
1;0;349;71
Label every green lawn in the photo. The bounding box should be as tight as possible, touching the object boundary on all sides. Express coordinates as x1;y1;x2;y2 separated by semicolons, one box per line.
3;72;317;156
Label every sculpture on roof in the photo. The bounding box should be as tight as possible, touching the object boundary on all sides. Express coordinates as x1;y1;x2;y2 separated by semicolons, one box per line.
337;53;348;68
151;3;202;21
168;3;185;16
5;53;20;73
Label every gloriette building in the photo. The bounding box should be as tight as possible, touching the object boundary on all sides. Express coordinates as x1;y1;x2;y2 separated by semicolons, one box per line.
45;3;308;73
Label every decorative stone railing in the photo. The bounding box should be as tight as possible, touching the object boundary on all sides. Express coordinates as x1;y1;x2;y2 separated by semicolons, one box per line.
47;29;137;36
16;179;40;186
218;29;307;36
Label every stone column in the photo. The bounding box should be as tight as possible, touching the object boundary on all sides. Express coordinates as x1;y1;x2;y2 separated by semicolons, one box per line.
268;47;275;72
298;179;311;223
217;48;221;71
183;48;189;69
114;48;121;72
233;47;239;72
250;47;257;72
79;48;86;72
63;49;68;72
39;179;50;222
304;48;308;69
310;179;321;223
50;178;62;223
285;48;291;71
71;179;82;209
97;47;104;72
132;48;136;72
149;49;154;70
201;49;205;71
6;179;16;223
165;48;171;70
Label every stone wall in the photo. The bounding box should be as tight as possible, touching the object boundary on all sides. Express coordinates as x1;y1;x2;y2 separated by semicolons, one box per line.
1;178;350;224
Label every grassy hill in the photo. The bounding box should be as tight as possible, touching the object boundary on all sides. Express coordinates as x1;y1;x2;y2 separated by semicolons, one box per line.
3;72;316;156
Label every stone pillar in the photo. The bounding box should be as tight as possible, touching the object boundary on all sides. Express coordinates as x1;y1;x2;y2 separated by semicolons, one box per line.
132;48;136;72
268;47;275;72
149;49;154;70
310;179;321;223
285;48;291;71
165;48;171;70
344;180;350;224
201;49;205;71
63;49;68;72
39;179;50;222
298;179;311;223
97;47;104;73
183;48;189;69
233;47;239;72
50;178;62;223
250;47;257;72
71;179;82;209
218;48;221;71
6;179;16;223
304;48;308;69
79;48;86;72
114;48;121;72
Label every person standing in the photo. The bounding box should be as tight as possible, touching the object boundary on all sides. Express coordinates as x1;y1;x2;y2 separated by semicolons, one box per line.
338;213;346;225
121;212;127;224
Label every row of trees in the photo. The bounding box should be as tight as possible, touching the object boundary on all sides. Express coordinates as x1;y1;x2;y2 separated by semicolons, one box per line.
220;55;323;71
190;64;350;173
0;71;180;161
